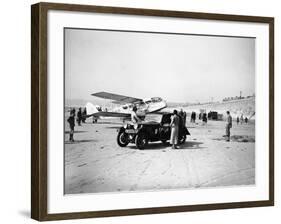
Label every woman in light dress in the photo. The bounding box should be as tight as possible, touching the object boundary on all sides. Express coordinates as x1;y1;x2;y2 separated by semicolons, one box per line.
170;110;180;149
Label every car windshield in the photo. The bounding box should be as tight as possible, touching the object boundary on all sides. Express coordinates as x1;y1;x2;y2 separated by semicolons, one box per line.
161;114;172;124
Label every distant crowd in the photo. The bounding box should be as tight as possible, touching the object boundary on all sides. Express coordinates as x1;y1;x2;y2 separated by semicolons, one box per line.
236;114;249;125
67;106;249;145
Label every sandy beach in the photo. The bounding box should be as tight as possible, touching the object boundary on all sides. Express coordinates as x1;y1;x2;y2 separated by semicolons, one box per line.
64;114;255;194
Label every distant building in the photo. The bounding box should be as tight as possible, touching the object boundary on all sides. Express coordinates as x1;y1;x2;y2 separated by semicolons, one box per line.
222;95;255;102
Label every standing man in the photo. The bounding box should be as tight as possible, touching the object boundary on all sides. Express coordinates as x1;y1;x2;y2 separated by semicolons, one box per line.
225;111;232;142
82;108;87;123
202;112;208;124
183;111;187;127
236;116;239;125
179;109;184;119
131;106;141;129
178;109;184;128
240;114;244;124
190;112;194;123
77;107;82;126
192;112;196;123
67;109;75;142
170;110;180;149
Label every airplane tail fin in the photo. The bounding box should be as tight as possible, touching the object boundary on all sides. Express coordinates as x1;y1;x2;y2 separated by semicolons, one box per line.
85;102;100;116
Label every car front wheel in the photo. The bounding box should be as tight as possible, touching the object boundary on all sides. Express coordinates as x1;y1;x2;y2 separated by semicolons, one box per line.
117;130;129;147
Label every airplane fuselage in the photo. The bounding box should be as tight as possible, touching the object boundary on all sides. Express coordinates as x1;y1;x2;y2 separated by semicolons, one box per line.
113;97;167;115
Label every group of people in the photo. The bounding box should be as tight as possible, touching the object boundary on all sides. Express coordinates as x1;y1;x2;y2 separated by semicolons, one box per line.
198;112;208;123
202;113;208;123
169;109;187;149
67;107;87;142
77;108;87;125
190;111;196;123
236;114;248;125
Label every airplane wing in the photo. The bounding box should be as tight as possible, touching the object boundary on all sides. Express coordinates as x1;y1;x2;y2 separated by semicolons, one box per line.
91;92;142;104
90;111;131;118
111;100;126;104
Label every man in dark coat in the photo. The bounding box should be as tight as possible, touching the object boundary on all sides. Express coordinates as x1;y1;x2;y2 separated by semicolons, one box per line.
77;107;82;126
67;109;75;142
82;108;87;123
225;111;232;142
202;113;207;123
191;111;196;123
183;111;187;127
178;109;184;129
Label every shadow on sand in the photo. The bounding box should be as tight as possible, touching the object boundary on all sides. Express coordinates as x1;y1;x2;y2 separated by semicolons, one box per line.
65;139;97;144
64;130;87;134
181;141;205;149
105;126;121;129
128;141;204;150
213;135;255;143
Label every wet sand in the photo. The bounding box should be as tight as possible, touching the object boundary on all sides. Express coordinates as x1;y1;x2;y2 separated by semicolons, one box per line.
64;117;255;194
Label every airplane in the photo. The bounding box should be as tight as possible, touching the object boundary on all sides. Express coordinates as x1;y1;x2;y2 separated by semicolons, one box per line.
85;91;167;121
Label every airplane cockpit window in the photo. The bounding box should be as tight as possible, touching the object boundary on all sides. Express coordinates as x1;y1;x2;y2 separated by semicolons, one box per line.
145;100;152;104
151;97;162;102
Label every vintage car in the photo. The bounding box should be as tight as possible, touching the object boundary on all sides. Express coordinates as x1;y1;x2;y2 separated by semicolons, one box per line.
117;113;190;149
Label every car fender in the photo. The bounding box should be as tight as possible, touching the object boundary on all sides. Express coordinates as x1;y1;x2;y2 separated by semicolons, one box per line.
117;126;126;133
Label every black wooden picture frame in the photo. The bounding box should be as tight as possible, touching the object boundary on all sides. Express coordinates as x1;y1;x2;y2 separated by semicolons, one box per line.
31;2;274;221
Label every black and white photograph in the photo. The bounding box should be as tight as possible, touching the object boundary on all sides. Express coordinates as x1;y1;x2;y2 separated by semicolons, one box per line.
64;28;256;195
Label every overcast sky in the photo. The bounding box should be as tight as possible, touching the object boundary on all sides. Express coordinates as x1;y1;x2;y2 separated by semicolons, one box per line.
65;28;255;103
